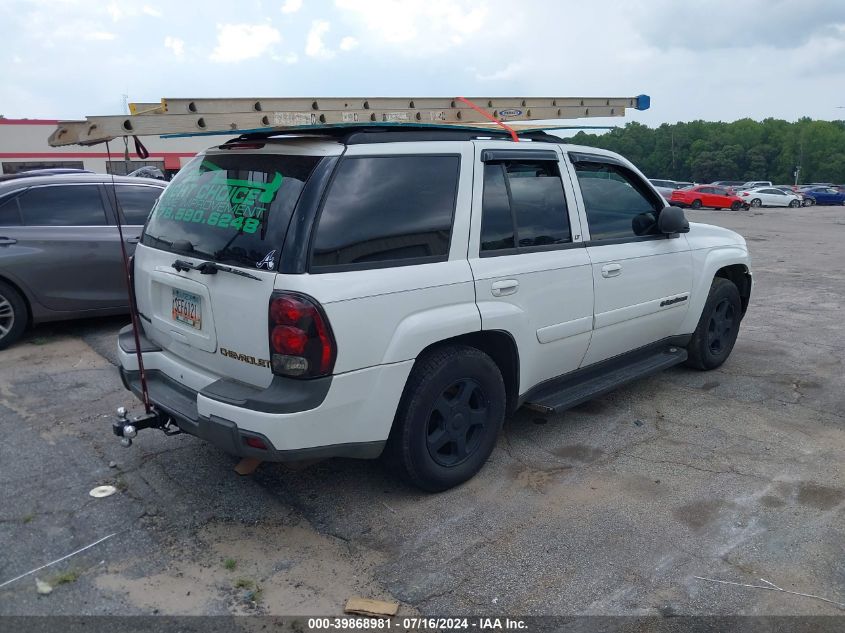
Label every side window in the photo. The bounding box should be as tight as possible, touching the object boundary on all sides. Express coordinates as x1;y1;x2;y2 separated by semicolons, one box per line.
115;185;163;225
0;194;22;226
572;160;662;241
480;160;571;254
712;188;727;196
311;155;459;270
17;185;106;226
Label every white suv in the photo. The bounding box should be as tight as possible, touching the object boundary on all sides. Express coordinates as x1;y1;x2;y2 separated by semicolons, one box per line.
117;127;751;491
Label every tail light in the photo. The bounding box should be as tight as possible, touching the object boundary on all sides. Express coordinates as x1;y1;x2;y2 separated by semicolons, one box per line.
268;292;336;378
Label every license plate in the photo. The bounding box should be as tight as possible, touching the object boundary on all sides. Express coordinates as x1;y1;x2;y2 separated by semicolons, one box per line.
172;289;202;330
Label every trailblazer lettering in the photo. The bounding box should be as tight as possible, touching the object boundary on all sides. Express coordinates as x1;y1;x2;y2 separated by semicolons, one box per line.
220;347;271;369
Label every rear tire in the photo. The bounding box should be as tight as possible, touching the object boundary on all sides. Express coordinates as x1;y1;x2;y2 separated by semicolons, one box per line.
685;278;742;371
789;199;800;208
691;199;702;209
0;280;27;350
383;345;505;492
750;198;762;208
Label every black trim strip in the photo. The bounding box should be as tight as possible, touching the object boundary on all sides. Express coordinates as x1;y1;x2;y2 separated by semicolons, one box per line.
480;241;585;258
568;151;626;167
279;155;340;274
482;149;559;162
583;234;670;247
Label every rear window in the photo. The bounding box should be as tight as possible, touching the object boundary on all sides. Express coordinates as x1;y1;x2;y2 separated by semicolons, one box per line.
142;153;322;268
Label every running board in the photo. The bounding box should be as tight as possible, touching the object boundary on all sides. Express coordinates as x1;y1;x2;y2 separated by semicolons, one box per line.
523;345;687;414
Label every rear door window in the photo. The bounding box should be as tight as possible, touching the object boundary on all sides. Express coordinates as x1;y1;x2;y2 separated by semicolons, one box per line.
310;155;459;271
480;161;571;254
114;185;163;225
142;153;322;268
18;185;106;226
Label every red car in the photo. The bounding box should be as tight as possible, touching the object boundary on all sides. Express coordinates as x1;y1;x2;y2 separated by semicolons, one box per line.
670;185;747;210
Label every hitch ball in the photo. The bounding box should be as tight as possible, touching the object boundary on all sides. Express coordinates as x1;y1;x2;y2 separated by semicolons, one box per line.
123;424;137;438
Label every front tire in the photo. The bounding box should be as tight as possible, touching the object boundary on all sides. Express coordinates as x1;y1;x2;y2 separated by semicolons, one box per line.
730;201;742;211
384;345;505;491
0;281;27;350
685;278;742;370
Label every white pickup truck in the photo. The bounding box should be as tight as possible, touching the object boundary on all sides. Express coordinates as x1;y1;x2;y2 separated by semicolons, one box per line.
117;127;751;491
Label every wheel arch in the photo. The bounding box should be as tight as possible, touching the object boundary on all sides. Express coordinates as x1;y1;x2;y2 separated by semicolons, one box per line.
714;263;752;317
0;273;32;326
678;246;752;335
414;330;520;415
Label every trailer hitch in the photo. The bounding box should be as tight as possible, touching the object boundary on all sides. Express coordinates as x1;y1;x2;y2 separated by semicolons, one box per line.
112;407;181;447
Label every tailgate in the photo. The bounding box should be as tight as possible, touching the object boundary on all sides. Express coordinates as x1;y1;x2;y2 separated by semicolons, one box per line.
133;147;328;390
134;244;276;388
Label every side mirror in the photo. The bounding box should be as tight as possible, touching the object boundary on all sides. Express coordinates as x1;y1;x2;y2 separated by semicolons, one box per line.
658;205;690;235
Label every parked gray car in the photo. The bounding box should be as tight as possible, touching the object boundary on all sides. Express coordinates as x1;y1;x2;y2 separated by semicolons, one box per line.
0;174;165;348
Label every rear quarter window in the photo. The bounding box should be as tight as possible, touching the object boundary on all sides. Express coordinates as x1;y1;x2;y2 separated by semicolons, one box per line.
115;185;163;225
310;155;460;271
142;153;322;268
0;192;22;225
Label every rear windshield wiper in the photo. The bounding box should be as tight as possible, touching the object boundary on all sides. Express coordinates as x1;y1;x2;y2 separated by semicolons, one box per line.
171;259;261;281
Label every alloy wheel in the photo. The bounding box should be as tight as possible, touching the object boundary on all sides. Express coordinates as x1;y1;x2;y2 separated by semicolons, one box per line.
706;298;735;355
0;294;15;340
426;378;489;467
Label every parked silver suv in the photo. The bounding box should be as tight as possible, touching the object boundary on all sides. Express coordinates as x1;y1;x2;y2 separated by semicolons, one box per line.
0;174;165;348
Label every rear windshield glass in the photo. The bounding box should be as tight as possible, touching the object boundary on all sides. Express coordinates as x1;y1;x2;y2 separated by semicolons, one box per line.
142;152;322;268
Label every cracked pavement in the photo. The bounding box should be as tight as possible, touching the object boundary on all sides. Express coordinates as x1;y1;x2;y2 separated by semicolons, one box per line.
1;205;844;616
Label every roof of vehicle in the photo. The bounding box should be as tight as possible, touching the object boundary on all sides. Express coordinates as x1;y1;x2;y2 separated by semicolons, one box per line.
0;173;166;192
206;127;640;165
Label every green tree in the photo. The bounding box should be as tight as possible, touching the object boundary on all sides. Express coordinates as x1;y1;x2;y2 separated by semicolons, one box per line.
570;118;845;184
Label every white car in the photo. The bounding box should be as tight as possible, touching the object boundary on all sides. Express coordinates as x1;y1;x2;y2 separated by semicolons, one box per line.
116;128;752;491
738;187;802;208
648;178;679;201
739;180;772;190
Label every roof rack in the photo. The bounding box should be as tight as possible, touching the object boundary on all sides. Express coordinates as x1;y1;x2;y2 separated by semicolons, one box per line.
47;95;650;147
226;125;578;146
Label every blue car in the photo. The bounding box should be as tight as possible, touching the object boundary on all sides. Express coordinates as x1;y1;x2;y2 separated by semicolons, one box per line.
800;186;845;205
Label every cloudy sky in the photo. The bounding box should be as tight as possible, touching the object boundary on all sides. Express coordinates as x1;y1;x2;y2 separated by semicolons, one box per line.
2;0;844;128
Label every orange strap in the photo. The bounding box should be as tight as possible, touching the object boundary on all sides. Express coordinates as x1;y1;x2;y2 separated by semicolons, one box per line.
455;97;519;142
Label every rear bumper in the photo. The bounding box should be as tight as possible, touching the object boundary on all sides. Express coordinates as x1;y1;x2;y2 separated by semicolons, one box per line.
117;325;412;461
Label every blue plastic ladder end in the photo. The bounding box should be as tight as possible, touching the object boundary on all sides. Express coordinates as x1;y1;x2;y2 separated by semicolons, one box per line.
636;94;651;111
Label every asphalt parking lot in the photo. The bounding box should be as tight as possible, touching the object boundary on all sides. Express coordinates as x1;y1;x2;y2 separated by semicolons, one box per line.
1;204;844;617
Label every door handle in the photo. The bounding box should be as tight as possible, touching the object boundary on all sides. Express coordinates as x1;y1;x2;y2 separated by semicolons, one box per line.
126;236;141;244
0;237;17;246
491;279;519;297
601;263;622;278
